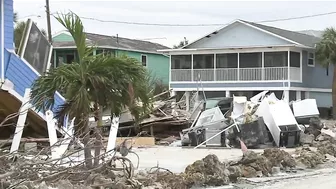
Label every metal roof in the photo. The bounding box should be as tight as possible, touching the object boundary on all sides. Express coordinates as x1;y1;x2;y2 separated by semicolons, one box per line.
244;21;321;48
52;32;169;54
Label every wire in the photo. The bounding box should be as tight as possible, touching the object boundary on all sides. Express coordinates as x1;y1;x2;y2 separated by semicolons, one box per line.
257;11;336;23
50;11;336;27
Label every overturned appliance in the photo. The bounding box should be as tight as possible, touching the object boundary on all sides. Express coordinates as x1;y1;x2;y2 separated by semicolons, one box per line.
181;107;230;147
256;96;301;148
291;99;320;125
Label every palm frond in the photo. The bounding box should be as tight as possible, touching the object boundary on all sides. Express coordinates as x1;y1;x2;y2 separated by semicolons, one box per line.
54;12;92;62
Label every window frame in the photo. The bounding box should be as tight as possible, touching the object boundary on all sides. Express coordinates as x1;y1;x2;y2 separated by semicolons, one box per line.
141;54;148;67
308;52;315;67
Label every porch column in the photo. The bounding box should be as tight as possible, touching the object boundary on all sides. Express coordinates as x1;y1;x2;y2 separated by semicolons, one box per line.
225;91;230;97
53;50;57;68
191;54;194;81
185;91;191;111
237;53;240;81
261;52;265;80
296;90;301;100
287;50;290;86
283;90;289;103
170;90;177;116
214;54;216;81
305;91;310;99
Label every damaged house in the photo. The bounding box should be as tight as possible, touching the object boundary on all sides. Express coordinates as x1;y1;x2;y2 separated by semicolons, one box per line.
160;20;332;117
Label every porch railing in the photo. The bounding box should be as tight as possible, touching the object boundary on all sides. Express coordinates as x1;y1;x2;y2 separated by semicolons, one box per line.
171;67;301;82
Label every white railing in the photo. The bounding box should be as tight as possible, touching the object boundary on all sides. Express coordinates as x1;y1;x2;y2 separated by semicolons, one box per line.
171;69;192;81
264;67;288;80
171;67;301;82
193;69;214;81
216;68;238;81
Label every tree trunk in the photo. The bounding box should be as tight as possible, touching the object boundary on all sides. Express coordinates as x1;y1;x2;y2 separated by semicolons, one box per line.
333;66;336;119
82;118;93;169
93;106;103;167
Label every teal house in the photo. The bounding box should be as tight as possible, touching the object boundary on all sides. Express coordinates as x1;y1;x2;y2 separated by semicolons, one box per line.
52;32;170;84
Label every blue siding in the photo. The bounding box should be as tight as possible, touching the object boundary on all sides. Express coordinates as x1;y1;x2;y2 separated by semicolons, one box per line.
0;0;2;79
4;0;13;49
301;50;333;89
309;92;332;108
170;82;288;89
187;22;293;49
4;49;64;111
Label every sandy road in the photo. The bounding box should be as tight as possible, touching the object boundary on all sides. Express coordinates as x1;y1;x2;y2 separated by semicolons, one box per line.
253;170;336;189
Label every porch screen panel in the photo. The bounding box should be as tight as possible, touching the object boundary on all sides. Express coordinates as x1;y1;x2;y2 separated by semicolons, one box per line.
290;51;300;81
171;55;192;81
290;52;300;68
264;52;288;67
264;51;288;80
193;54;214;81
239;53;262;81
216;53;238;81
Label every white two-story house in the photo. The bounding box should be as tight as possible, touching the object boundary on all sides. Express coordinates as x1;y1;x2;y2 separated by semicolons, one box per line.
160;20;332;110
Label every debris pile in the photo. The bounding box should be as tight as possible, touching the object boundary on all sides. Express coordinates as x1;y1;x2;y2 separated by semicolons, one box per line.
295;147;326;168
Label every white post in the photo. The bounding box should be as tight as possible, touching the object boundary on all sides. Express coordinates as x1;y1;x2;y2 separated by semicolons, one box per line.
45;110;59;159
169;54;172;85
106;116;120;153
185;91;191;112
287;50;290;87
305;91;310;99
214;54;216;81
261;52;265;80
56;117;75;159
283;90;289;103
237;53;240;81
225;90;230;97
296;90;301;101
191;54;194;81
10;89;31;153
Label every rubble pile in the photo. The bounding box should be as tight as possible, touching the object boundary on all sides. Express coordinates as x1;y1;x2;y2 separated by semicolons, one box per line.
263;148;296;168
295;147;326;168
237;151;272;177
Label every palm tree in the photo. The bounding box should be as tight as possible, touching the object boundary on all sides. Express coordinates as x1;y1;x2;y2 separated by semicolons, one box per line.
316;27;336;119
30;12;152;168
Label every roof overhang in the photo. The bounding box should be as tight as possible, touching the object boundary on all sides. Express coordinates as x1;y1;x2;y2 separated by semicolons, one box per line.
53;45;169;56
158;44;314;54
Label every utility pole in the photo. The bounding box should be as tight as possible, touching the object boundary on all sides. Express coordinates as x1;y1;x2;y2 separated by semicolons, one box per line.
45;0;52;44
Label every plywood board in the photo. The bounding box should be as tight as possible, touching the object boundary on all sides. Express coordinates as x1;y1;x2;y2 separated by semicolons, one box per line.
104;137;155;147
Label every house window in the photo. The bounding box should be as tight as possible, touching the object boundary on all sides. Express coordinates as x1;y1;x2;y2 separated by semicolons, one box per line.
308;52;315;67
141;55;147;66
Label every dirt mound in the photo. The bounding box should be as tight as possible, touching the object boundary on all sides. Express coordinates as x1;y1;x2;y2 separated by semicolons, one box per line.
263;148;296;168
317;141;336;157
238;151;272;176
184;154;230;187
295;148;326;168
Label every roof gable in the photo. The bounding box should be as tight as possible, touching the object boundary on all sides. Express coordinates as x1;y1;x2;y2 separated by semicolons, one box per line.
52;33;74;42
185;21;294;49
184;20;320;49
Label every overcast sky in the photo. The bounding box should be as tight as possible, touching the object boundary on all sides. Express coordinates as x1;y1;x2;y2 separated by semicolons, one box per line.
13;0;336;47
